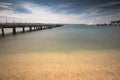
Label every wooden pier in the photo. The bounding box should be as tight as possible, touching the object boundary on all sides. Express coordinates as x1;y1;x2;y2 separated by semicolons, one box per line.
0;23;63;36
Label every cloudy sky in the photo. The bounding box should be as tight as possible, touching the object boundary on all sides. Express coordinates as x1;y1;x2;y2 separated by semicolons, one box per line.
0;0;120;24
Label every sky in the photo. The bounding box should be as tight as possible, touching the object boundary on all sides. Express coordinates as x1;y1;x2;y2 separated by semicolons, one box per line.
0;0;120;24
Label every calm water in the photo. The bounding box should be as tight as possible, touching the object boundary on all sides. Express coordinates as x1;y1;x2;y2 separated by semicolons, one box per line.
0;24;120;54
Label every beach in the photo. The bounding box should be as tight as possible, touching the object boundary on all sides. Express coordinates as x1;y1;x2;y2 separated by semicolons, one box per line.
0;50;120;80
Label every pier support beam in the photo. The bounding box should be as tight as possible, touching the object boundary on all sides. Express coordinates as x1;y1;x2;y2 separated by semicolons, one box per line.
13;27;16;34
39;27;41;30
29;27;32;31
23;27;25;33
1;27;5;36
37;27;39;30
40;26;42;30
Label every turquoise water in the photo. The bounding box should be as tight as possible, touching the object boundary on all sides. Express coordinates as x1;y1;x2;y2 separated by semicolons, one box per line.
0;24;120;54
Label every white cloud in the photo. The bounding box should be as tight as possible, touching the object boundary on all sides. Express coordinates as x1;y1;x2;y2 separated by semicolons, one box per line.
0;2;87;24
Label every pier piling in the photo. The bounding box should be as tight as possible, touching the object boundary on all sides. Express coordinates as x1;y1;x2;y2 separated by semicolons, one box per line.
1;27;5;36
29;27;32;31
23;27;25;33
13;27;16;34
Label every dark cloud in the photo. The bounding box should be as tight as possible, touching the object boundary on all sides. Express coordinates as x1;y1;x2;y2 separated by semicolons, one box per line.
87;1;120;17
0;0;120;14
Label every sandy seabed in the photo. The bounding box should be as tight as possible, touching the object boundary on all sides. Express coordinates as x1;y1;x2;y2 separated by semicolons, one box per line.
0;50;120;80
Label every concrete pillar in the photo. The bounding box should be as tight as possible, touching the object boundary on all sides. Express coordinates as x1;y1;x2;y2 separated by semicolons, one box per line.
37;27;39;30
40;26;42;30
1;26;5;36
29;27;32;31
39;27;41;30
38;27;40;30
13;27;16;34
23;27;25;32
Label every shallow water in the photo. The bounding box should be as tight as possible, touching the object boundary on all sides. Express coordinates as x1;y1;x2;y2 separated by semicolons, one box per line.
0;24;120;54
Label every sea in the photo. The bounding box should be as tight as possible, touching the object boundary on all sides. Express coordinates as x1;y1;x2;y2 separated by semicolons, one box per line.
0;24;120;54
